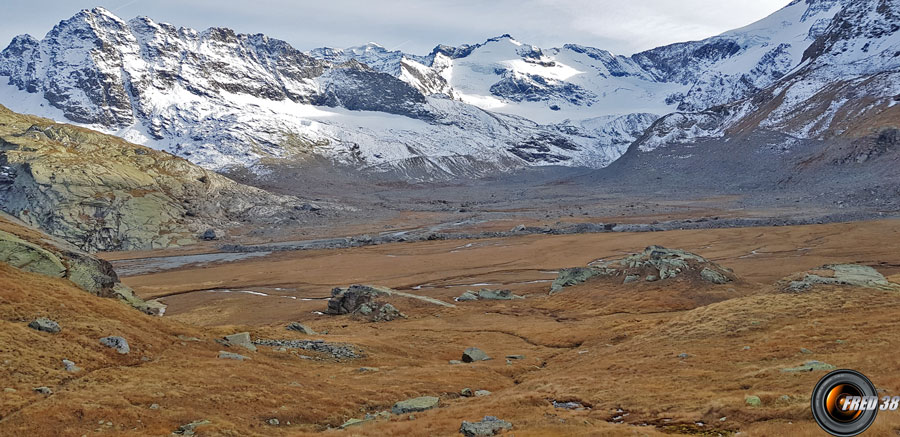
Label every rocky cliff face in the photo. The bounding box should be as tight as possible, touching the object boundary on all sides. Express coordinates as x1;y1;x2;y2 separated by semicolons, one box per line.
0;105;312;252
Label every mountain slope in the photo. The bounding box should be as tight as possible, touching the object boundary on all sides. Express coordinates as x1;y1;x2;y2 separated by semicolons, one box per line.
0;104;313;252
0;9;642;177
632;0;900;153
309;1;849;126
0;0;890;181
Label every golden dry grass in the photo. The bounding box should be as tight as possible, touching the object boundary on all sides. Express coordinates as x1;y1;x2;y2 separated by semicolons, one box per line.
4;219;900;435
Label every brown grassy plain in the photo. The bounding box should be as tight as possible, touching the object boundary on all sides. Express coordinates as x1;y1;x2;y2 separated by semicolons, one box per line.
4;219;900;436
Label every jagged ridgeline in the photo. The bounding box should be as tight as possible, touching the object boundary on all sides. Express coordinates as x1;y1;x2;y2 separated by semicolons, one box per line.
3;1;895;182
0;105;314;252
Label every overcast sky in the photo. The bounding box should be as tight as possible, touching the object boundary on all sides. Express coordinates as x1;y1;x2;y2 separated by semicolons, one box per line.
1;0;791;56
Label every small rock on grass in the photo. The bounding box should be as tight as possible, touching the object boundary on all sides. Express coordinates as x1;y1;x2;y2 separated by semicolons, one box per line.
99;336;130;354
474;390;491;397
340;418;368;428
173;419;210;436
217;351;250;361
33;386;52;395
28;318;60;334
392;396;439;414
745;395;761;407
462;347;491;363
459;416;512;436
62;359;81;372
286;322;317;335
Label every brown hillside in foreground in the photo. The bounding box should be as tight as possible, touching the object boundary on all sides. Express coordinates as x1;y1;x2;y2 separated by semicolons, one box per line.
3;220;900;435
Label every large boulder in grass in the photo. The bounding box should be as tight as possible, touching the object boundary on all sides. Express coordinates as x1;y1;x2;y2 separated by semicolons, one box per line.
550;246;736;294
326;285;407;322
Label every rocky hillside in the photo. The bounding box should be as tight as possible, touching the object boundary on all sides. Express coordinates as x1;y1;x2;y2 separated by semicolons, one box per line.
0;104;313;252
0;211;161;313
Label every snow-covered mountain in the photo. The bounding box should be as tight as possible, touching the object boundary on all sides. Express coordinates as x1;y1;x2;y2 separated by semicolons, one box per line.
633;0;900;153
0;8;652;177
0;0;892;180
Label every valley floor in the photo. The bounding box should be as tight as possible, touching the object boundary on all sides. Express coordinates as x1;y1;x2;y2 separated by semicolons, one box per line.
4;216;900;436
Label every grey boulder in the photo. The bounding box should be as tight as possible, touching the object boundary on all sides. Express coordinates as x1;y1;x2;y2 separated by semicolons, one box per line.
217;351;250;361
28;318;61;334
391;396;440;414
222;332;257;351
462;347;491;363
99;336;130;354
286;322;316;335
459;416;512;436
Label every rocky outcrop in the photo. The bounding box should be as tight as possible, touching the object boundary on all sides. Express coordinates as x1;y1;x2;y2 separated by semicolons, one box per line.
550;246;736;293
0;211;163;314
0;105;313;251
456;289;523;301
326;285;408;322
780;264;900;292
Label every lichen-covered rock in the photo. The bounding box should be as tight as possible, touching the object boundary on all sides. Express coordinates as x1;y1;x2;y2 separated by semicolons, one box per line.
550;267;601;293
781;264;900;292
459;416;513;436
391;396;439;414
456;291;479;301
457;289;523;301
550;246;736;293
372;303;405;322
0;212;164;314
0;230;66;278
